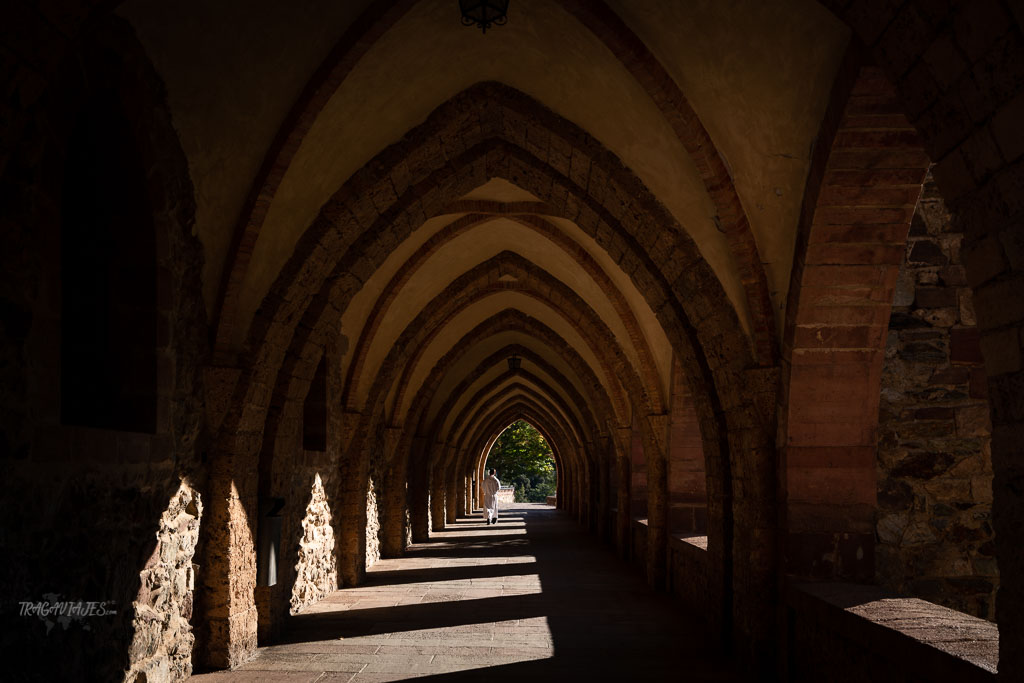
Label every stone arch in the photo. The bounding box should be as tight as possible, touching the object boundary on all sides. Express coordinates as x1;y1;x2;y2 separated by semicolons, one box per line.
780;56;930;580
373;251;652;427
816;1;1024;673
557;0;777;364
442;391;585;526
381;308;620;547
420;344;603;442
438;369;593;451
213;0;777;370
465;403;584;513
216;81;771;666
341;210;667;414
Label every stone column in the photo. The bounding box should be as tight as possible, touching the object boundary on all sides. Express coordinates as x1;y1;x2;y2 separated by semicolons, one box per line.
645;414;670;591
614;427;632;560
379;427;406;557
409;438;430;542
200;451;258;669
336;412;368;587
448;467;461;523
430;451;447;531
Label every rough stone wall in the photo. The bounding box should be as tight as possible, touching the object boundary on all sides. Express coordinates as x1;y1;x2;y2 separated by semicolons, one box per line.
127;484;203;682
877;178;996;619
0;17;208;682
290;473;337;613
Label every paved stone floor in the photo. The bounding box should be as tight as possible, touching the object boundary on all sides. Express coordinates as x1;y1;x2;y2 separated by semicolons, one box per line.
191;503;742;681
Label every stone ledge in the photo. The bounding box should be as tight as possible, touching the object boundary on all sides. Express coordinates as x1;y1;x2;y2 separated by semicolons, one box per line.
671;533;708;551
788;580;997;682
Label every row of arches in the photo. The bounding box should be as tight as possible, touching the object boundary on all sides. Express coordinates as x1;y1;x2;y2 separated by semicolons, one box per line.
0;1;1020;680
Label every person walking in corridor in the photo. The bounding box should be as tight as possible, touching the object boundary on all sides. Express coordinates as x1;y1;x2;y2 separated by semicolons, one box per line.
482;469;501;525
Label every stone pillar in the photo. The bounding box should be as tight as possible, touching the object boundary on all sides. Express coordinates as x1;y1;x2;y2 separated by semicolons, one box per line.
645;414;670;591
200;455;258;669
598;437;612;540
379;427;406;558
430;455;447;531
447;468;460;523
409;439;430;542
336;413;368;586
668;362;707;533
614;427;632;560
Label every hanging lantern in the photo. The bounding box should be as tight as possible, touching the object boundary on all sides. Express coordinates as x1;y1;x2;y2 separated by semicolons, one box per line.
460;0;509;34
507;352;522;373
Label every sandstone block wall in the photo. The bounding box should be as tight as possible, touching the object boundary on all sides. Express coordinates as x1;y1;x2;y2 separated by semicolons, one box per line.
877;178;996;619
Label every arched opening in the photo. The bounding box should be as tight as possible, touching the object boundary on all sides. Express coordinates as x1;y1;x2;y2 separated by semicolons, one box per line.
60;89;157;433
6;2;1021;680
483;420;558;505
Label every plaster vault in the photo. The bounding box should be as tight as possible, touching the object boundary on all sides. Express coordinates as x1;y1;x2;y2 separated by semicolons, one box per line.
1;1;1021;681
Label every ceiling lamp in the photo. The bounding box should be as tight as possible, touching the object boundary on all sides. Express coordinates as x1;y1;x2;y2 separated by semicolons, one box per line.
460;0;509;34
507;352;522;373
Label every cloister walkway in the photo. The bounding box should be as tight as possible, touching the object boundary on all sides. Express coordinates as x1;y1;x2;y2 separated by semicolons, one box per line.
191;503;742;681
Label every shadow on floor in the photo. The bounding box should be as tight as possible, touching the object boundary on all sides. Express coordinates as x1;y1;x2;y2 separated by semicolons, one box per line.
304;505;737;680
194;504;741;681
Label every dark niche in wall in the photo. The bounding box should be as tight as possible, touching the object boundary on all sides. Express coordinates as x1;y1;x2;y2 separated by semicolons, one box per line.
303;355;327;451
60;93;157;434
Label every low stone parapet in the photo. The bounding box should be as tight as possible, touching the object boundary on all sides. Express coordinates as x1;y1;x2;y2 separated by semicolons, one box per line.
668;534;709;617
786;581;997;682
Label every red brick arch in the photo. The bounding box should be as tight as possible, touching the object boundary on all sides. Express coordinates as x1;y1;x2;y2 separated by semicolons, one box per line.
815;2;1024;675
780;56;930;579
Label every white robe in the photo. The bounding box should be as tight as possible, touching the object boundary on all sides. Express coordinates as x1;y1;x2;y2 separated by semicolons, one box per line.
482;475;501;518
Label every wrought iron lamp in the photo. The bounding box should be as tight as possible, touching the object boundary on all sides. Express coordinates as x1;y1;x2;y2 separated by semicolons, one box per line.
507;352;522;373
460;0;509;34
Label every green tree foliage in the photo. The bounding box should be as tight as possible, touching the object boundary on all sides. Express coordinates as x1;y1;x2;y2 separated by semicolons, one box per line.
485;420;557;503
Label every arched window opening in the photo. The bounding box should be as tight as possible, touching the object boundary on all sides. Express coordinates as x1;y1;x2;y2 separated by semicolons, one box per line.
60;93;157;433
303;355;327;452
484;420;556;503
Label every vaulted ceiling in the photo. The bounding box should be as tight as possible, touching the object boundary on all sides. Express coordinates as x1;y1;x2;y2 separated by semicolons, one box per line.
117;0;851;453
